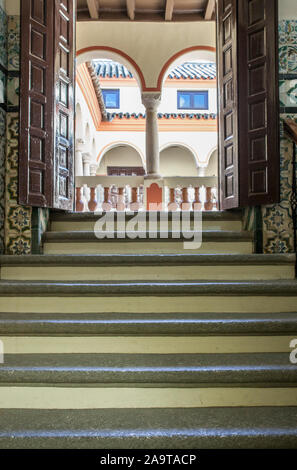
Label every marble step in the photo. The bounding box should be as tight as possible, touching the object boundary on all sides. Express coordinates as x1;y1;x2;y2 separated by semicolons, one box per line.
50;210;243;232
43;230;253;254
1;254;294;281
0;353;296;386
0;312;296;335
0;407;296;448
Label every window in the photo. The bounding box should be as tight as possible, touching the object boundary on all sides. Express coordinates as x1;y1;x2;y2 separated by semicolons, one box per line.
177;91;208;110
102;89;120;109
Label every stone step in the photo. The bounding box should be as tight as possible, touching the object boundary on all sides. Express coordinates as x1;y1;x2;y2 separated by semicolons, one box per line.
0;254;294;281
0;279;296;296
0;407;296;448
50;210;243;232
0;353;296;386
0;312;296;335
43;230;253;254
0;280;297;314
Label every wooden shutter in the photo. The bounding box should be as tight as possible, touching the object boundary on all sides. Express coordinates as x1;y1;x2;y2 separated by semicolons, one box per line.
217;0;279;209
217;0;239;210
53;0;75;210
238;0;279;206
19;0;75;210
19;0;54;207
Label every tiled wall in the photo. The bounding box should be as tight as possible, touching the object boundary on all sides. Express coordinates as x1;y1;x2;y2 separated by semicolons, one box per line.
262;19;297;254
0;0;7;253
4;14;32;254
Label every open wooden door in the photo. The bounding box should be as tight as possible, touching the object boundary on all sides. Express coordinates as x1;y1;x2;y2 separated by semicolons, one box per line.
217;0;279;209
19;0;75;210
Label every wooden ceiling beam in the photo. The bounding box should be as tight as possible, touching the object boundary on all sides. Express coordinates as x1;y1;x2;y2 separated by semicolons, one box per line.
204;0;216;20
165;0;174;21
126;0;136;20
87;0;99;19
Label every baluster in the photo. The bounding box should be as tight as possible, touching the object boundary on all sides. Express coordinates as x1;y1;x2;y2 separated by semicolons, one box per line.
181;187;191;211
117;187;126;211
168;188;178;211
193;187;202;211
204;186;214;211
130;187;140;211
102;187;112;212
75;187;84;212
88;187;98;212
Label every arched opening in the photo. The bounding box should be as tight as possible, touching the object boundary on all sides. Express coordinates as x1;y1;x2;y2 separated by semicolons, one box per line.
97;144;145;176
160;145;198;177
77;47;145;92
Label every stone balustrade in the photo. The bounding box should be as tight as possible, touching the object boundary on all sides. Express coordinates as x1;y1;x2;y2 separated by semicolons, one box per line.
75;175;218;212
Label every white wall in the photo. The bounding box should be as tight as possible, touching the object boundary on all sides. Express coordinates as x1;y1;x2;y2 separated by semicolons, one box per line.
102;82;217;114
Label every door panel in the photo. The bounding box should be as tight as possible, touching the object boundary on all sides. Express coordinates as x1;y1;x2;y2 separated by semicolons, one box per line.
19;0;75;210
217;0;239;209
53;0;75;210
238;0;279;206
19;0;54;207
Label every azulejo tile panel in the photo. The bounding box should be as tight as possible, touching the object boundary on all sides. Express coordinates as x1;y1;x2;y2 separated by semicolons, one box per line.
0;5;7;69
262;116;296;254
3;15;32;255
5;112;32;255
7;15;19;72
0;4;6;253
262;19;297;254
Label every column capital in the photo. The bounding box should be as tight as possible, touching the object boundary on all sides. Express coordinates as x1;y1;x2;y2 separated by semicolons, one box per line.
76;138;86;152
141;92;161;111
82;152;92;164
90;164;98;176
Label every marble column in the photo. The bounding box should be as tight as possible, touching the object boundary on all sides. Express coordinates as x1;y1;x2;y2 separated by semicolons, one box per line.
142;92;162;179
90;164;98;176
82;153;91;177
75;138;85;177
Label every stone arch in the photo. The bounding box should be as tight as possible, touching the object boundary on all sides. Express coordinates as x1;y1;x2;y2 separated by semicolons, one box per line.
157;46;216;91
97;142;145;175
77;46;145;91
97;141;145;168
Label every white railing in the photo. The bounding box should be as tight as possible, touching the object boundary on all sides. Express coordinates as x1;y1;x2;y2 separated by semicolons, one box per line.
75;175;218;212
75;176;145;212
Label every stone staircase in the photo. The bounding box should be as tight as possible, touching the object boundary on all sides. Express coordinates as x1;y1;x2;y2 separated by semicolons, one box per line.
0;210;297;449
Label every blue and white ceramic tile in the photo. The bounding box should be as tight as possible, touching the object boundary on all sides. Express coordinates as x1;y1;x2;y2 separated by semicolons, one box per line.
7;75;19;106
279;79;297;107
7;16;20;71
0;4;7;68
